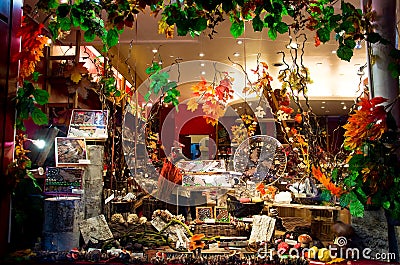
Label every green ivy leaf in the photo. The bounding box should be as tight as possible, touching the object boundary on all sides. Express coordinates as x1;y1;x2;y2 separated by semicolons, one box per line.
114;90;121;97
59;17;71;31
56;4;71;18
194;17;207;32
337;45;353;62
31;108;48;126
32;72;40;82
276;22;288;34
48;21;60;40
317;27;331;43
230;20;244;38
252;15;263;32
320;189;332;202
32;89;49;105
144;91;152;102
366;32;381;43
344;38;356;48
84;30;96;42
349;198;364;217
331;168;338;181
383;201;391;210
340;192;351;208
268;28;277;40
107;28;119;47
388;62;400;79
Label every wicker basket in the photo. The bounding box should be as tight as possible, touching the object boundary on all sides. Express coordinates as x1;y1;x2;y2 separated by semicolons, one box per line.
227;195;264;218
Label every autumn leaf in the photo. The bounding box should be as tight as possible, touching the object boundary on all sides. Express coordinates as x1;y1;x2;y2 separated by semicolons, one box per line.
294;113;302;123
187;98;199;112
65;62;89;84
158;19;174;38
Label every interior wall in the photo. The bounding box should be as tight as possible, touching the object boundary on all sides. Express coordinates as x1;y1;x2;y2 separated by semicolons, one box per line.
0;0;22;256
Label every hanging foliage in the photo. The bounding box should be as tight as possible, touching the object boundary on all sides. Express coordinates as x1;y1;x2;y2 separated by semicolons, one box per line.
186;72;234;126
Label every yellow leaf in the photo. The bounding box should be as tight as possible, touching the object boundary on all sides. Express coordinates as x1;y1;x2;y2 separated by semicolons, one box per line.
70;72;82;83
187;98;199;112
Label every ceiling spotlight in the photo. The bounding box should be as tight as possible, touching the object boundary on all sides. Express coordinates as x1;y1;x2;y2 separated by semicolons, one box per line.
158;61;163;65
321;106;325;109
343;106;347;110
332;50;337;54
199;52;205;57
237;40;243;45
340;102;345;104
233;52;240;57
152;49;158;53
200;63;205;67
322;101;326;104
325;110;330;113
201;71;206;75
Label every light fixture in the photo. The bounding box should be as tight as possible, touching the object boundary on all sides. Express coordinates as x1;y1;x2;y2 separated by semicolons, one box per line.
201;71;206;75
321;106;325;109
158;61;163;65
331;50;337;54
321;101;326;104
343;106;347;110
152;49;158;53
27;138;46;149
199;52;205;57
233;52;240;57
200;63;205;67
237;40;243;45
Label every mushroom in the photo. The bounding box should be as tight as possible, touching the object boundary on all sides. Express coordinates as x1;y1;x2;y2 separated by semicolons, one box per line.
298;234;313;248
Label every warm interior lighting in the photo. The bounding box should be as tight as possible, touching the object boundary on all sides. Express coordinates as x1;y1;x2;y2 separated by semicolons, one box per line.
27;139;46;149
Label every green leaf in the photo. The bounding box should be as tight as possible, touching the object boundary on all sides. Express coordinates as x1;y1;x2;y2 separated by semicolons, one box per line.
344;38;356;48
331;168;338;182
56;4;71;18
252;15;263;32
59;17;71;31
337;45;353;62
340;192;351;208
193;17;207;32
84;30;96;42
355;187;367;202
276;22;288;34
114;90;121;97
383;201;391;210
366;32;381;43
230;20;244;38
32;89;49;105
144;91;151;102
107;28;119;47
388;62;400;79
32;72;40;82
317;27;331;43
320;189;332;202
31;108;48;126
48;21;60;40
268;28;277;40
349;198;364;217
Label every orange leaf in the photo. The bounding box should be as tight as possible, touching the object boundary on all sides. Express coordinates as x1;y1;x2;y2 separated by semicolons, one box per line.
187;98;199;112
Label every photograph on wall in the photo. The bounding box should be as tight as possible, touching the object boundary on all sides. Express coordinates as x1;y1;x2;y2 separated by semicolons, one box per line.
55;137;89;167
196;207;213;221
215;207;230;223
68;109;109;140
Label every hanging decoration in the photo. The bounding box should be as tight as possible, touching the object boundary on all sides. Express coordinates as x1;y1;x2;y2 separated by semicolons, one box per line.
186;72;234;126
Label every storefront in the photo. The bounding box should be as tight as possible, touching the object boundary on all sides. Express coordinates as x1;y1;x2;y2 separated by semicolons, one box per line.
0;0;399;264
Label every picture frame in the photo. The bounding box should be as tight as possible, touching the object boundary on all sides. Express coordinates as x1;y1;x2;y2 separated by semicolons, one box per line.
196;206;213;221
214;207;230;223
55;137;90;167
68;109;109;140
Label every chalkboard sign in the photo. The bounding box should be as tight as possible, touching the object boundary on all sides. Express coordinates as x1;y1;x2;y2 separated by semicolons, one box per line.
44;167;84;195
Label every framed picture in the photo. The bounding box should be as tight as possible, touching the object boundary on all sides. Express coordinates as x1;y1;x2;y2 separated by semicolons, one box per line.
215;207;230;223
196;206;213;221
44;167;84;196
55;137;89;167
68;109;109;140
47;103;73;126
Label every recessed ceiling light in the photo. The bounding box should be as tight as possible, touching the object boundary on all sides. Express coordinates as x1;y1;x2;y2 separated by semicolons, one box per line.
325;110;330;113
158;61;163;65
200;63;205;67
237;40;243;45
238;106;242;109
321;106;325;109
340;102;345;104
169;55;174;58
199;52;205;57
152;49;158;53
201;71;206;75
234;108;238;111
233;52;240;57
332;50;337;54
343;106;347;110
322;101;326;104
